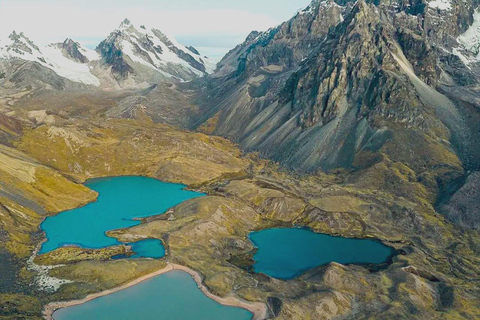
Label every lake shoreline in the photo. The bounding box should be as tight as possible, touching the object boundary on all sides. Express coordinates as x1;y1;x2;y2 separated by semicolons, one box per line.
42;263;267;320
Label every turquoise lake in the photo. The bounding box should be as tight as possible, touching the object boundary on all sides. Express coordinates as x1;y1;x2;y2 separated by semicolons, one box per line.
53;270;253;320
39;176;204;256
249;228;396;279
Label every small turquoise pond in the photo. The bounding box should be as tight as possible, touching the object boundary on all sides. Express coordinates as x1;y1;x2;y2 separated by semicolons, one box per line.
40;176;204;256
112;239;166;260
128;239;165;259
53;270;253;320
249;228;396;279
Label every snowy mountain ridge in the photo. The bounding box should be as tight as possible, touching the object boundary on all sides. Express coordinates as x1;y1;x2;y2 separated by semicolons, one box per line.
0;19;215;88
0;32;100;86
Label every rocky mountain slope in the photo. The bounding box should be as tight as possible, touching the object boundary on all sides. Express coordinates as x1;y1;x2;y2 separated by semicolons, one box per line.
192;0;480;228
196;0;479;170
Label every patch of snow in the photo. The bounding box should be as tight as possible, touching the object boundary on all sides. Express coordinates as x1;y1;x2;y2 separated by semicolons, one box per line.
297;0;344;16
297;1;317;15
202;57;217;74
452;48;473;67
78;44;100;62
121;40;158;70
295;5;309;15
161;30;216;74
120;39;177;79
147;32;204;77
42;45;100;86
456;9;480;61
428;0;452;11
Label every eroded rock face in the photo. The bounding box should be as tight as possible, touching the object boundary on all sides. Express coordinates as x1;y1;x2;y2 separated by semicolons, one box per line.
440;171;480;229
0;59;89;92
96;34;134;81
5;32;39;56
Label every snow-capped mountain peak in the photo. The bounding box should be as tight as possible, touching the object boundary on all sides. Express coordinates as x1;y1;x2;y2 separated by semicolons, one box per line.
96;19;215;82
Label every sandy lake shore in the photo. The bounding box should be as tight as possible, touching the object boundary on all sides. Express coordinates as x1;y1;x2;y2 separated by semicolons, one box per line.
42;263;267;320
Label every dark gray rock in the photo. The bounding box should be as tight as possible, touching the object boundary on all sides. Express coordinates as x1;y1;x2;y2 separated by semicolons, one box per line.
440;171;480;229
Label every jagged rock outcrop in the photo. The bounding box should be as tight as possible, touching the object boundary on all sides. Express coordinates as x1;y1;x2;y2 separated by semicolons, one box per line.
439;171;480;229
53;39;93;64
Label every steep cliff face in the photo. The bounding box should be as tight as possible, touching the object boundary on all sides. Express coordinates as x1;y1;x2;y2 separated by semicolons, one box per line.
188;0;480;239
193;0;347;133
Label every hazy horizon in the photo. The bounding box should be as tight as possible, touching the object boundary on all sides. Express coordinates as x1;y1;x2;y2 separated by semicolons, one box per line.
0;0;311;61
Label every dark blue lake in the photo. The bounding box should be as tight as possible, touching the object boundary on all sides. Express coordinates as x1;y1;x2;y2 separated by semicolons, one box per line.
39;176;204;257
249;228;396;279
53;270;253;320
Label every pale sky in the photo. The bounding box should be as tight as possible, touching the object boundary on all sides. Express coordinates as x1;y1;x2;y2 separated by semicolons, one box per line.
0;0;311;61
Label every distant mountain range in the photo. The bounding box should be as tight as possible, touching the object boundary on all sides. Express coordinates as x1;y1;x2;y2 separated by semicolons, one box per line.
0;19;214;89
